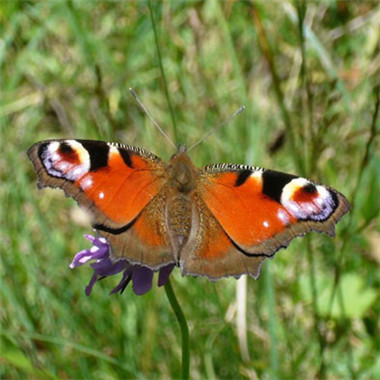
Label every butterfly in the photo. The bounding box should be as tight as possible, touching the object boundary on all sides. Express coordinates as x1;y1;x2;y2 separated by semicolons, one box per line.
28;139;350;280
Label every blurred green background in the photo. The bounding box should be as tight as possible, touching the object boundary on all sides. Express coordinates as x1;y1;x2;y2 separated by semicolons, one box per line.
1;1;379;379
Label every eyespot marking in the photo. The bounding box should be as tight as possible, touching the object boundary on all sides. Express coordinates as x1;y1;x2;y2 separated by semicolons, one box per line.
40;140;91;181
303;183;317;193
59;142;74;154
281;178;338;221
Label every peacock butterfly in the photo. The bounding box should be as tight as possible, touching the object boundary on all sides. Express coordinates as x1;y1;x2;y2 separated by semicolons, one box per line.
28;139;350;279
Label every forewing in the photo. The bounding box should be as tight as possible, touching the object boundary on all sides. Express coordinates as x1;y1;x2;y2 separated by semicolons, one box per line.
28;139;167;238
197;164;350;260
28;139;176;268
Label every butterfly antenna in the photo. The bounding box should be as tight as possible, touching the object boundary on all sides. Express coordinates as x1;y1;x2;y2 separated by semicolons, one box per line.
188;106;245;152
129;88;176;149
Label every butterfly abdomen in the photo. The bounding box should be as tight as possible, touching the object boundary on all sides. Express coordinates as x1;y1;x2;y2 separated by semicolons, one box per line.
166;193;193;251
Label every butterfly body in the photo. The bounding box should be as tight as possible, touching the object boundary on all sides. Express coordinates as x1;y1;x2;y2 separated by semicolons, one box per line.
164;148;198;257
28;139;350;280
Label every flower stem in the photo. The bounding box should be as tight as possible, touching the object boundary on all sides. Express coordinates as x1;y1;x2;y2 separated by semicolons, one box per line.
164;279;189;380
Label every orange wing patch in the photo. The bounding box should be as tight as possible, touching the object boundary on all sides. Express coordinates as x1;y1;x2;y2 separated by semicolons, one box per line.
100;190;174;268
180;195;265;279
77;150;162;224
200;172;296;250
133;209;167;248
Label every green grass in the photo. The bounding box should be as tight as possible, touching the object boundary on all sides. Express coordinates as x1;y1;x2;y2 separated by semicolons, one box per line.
1;1;380;379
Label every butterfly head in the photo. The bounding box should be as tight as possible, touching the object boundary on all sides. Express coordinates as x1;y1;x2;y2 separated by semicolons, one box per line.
177;143;187;154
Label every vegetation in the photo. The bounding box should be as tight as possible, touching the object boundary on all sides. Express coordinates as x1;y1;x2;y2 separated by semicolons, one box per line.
1;1;379;379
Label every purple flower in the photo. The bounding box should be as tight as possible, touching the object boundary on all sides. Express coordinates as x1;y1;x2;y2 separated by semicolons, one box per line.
70;234;175;296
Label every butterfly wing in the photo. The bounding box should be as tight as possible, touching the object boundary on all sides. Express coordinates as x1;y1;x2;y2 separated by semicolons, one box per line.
180;193;266;279
28;139;174;268
181;164;350;279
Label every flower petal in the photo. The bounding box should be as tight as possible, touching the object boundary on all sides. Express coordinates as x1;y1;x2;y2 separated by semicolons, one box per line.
69;249;93;268
72;235;175;296
132;266;153;295
91;258;128;277
85;273;99;296
70;236;110;268
110;267;133;294
158;264;175;287
84;234;96;243
92;236;109;248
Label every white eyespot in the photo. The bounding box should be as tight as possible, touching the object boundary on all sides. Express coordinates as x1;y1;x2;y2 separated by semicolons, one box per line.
277;209;290;224
80;176;93;190
289;203;299;213
263;221;269;228
99;192;105;199
73;167;83;177
60;163;69;171
281;178;309;202
42;141;90;181
281;178;335;221
316;185;330;200
315;197;324;206
48;142;60;155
